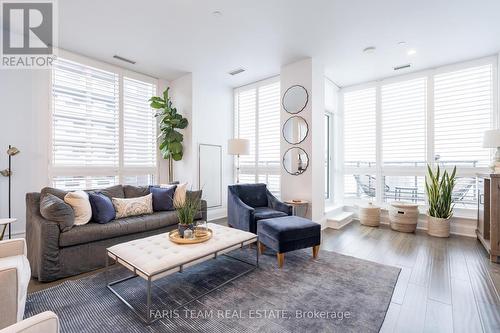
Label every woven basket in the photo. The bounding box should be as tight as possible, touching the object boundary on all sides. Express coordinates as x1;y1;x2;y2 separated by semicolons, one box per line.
389;202;419;233
427;216;450;237
359;203;380;227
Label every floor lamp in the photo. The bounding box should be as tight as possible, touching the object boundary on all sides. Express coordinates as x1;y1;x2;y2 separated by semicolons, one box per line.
1;145;20;239
228;139;250;183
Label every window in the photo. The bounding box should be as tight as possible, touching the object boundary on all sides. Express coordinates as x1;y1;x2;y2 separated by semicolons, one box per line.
234;78;281;196
325;112;332;199
341;58;497;209
50;57;158;190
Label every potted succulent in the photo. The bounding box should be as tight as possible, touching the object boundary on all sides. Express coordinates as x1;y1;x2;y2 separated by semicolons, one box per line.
425;164;457;238
174;193;201;238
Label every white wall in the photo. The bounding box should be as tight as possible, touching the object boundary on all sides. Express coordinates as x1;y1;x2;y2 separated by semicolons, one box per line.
161;72;233;220
0;69;51;236
192;73;233;220
280;58;325;223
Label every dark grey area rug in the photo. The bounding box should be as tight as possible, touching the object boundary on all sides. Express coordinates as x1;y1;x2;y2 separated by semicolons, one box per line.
26;248;400;333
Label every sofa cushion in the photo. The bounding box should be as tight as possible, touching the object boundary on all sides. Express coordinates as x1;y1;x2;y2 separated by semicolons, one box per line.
234;183;268;208
112;194;153;219
59;211;179;247
258;216;320;242
254;207;288;221
88;193;116;224
97;185;124;199
123;185;150;198
39;193;75;232
150;185;176;211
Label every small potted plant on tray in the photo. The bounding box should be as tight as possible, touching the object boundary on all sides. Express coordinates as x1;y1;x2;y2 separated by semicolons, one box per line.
175;193;201;238
425;164;457;238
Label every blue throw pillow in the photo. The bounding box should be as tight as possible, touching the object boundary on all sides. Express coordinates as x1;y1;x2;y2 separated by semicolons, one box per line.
149;185;177;211
88;192;116;224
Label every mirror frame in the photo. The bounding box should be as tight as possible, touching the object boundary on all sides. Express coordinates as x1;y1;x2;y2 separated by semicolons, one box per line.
282;116;309;145
282;147;309;176
282;85;309;114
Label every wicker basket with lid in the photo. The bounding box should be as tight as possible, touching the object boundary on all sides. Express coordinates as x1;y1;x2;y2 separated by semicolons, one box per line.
389;202;419;233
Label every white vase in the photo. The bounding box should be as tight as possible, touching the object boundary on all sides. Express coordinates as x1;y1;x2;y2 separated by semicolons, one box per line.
427;215;450;238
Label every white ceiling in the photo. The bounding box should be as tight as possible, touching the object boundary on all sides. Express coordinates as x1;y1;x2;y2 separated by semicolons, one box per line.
59;0;500;87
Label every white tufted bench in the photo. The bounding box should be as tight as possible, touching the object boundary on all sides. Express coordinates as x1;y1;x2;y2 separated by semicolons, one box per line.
105;223;258;323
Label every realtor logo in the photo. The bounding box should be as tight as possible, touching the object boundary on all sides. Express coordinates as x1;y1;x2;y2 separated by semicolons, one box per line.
1;0;57;68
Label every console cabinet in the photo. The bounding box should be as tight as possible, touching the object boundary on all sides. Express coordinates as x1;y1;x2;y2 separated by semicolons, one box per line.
477;174;500;262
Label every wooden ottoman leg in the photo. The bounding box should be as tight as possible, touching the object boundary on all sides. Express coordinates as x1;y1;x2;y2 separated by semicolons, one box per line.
313;245;320;259
258;242;266;254
277;253;284;268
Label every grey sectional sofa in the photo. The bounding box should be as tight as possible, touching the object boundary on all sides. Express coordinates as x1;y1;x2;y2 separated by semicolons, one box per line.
26;185;207;282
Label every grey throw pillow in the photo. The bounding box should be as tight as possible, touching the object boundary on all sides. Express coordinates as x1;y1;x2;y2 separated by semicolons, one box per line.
123;185;150;198
97;185;124;199
40;193;75;232
41;187;69;201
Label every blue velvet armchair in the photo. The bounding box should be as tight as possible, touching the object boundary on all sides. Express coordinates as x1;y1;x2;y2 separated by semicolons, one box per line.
228;183;292;234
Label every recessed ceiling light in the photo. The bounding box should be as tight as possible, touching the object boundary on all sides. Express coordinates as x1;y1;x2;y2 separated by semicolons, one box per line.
363;46;376;54
407;49;417;56
397;41;406;46
212;10;222;17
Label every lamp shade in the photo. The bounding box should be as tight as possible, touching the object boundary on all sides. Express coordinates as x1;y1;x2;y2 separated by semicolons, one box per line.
482;130;500;148
228;138;250;155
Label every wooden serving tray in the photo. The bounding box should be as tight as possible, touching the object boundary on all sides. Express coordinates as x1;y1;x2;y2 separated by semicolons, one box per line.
169;228;213;244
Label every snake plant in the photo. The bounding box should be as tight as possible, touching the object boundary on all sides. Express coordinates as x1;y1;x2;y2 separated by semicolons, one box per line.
425;164;457;219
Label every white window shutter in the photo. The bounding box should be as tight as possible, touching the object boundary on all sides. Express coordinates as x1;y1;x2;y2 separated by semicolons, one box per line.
434;64;493;167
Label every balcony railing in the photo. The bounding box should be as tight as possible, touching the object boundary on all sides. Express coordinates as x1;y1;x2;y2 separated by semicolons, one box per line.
346;159;479;207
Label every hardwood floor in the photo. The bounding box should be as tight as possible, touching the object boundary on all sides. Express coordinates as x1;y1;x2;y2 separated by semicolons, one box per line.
29;219;500;332
321;221;500;333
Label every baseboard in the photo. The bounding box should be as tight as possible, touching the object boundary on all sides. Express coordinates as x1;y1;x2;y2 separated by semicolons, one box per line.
377;215;477;238
207;207;227;221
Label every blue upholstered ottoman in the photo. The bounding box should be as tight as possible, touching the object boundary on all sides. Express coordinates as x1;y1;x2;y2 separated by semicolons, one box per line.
257;216;321;268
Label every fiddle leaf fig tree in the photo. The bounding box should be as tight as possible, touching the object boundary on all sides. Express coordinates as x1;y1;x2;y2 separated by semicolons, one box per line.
149;87;188;182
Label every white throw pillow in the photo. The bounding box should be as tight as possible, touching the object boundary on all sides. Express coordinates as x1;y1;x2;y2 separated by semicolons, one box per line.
112;194;153;219
173;182;187;206
64;191;92;226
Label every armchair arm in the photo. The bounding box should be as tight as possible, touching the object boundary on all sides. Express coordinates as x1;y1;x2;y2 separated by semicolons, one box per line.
266;190;293;215
228;187;255;232
0;311;59;333
0;239;26;259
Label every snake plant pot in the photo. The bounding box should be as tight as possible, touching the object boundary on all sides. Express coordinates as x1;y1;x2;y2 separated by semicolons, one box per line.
427;215;450;238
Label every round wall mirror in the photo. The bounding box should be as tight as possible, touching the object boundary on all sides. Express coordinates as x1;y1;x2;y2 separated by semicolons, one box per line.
282;116;309;144
283;147;309;175
282;85;308;114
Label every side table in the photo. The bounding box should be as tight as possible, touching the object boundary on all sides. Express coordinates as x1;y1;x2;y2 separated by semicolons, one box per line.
0;218;16;240
284;200;309;218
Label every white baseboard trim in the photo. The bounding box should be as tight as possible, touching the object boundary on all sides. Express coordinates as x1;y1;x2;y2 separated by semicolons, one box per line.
207;207;227;221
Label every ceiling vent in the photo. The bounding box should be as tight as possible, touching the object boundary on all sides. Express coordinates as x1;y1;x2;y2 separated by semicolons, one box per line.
394;63;411;71
113;55;136;64
229;68;245;76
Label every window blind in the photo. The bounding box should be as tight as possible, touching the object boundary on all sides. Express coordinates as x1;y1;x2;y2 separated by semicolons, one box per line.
434;64;493;167
235;79;281;196
52;58;119;167
51;57;158;190
257;82;281;169
343;87;377;167
381;77;427;166
123;77;157;167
